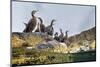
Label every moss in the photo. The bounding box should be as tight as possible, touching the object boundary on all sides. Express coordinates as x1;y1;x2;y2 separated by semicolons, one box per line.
12;47;96;66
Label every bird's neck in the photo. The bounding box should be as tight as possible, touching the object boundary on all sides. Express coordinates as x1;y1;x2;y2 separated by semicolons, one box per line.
50;21;54;26
32;15;35;18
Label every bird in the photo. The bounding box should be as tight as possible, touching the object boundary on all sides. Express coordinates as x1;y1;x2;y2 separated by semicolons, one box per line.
54;32;59;41
35;17;45;33
45;19;56;36
23;10;38;33
59;28;64;42
64;30;69;40
63;30;70;46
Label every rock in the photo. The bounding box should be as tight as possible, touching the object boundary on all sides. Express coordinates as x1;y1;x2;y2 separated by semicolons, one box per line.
12;27;96;53
37;44;49;49
12;32;46;48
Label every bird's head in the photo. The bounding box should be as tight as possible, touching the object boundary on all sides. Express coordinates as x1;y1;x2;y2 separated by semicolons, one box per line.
51;19;56;26
59;28;62;33
31;10;38;17
52;19;56;22
54;32;58;36
65;30;69;33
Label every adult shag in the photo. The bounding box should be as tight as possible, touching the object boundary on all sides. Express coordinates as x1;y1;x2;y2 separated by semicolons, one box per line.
54;32;59;41
23;10;38;33
45;19;56;36
59;28;64;42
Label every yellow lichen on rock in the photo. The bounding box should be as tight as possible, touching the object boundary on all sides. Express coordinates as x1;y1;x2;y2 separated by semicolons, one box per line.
12;33;44;48
12;35;25;47
90;40;96;50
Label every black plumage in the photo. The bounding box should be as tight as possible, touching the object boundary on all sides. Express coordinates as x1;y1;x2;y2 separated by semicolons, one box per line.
45;19;56;36
23;10;37;33
54;32;59;41
64;30;70;46
59;29;64;42
64;30;68;40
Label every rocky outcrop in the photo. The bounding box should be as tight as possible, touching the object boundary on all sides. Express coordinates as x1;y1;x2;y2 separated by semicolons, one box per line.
12;32;50;48
67;27;96;53
68;27;96;43
12;27;96;53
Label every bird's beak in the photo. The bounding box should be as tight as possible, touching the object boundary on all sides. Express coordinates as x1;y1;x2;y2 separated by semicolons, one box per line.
35;10;39;13
32;10;38;14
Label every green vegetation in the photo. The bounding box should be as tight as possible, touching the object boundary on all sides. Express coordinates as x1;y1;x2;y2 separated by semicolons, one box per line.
12;47;96;66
